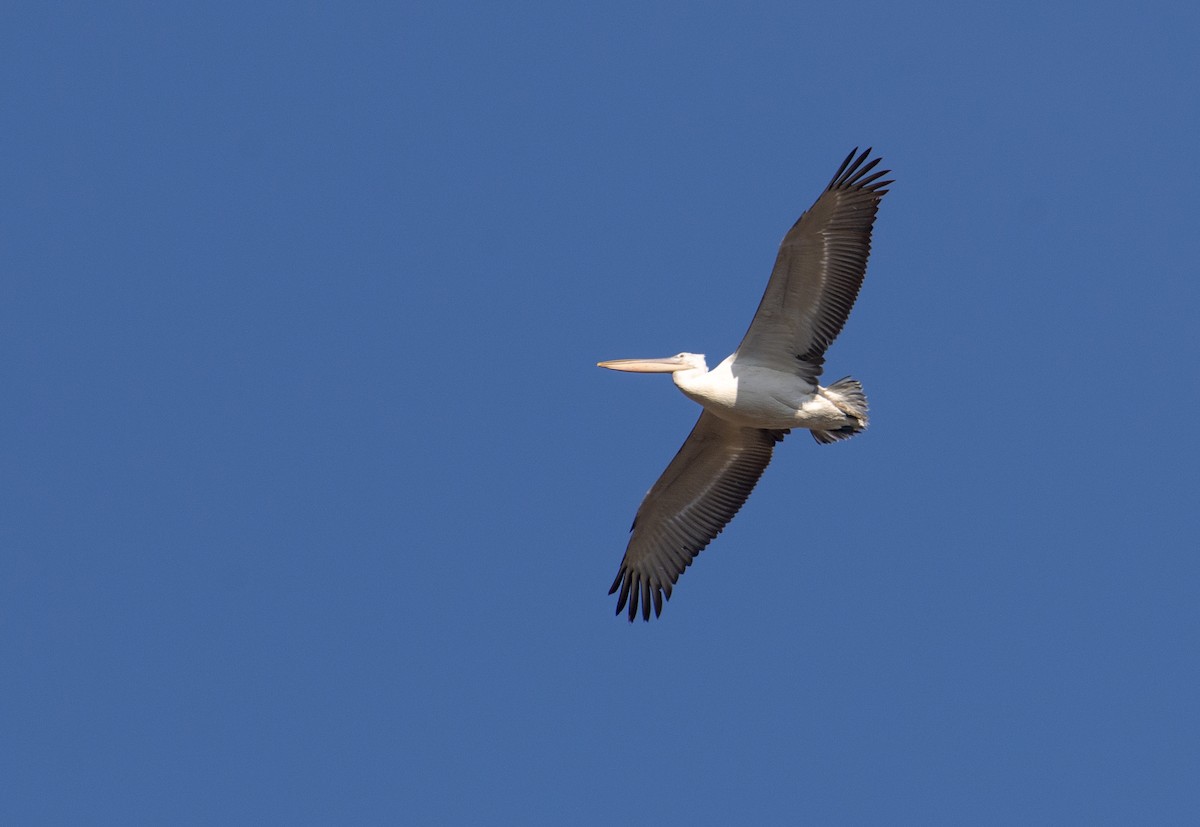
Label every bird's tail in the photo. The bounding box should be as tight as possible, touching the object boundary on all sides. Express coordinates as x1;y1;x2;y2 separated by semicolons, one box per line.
812;377;869;445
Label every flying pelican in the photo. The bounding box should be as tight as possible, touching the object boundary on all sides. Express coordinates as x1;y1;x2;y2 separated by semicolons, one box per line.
599;148;891;621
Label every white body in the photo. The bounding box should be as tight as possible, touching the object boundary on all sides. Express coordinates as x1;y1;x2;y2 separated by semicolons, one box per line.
671;355;856;432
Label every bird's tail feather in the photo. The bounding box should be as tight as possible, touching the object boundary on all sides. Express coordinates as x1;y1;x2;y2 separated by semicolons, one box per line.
812;377;868;445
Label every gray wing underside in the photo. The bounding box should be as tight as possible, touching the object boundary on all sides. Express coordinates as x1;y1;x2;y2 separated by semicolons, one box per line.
735;148;891;382
609;411;788;622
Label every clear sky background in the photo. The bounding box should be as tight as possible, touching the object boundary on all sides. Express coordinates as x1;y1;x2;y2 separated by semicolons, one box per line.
4;2;1199;824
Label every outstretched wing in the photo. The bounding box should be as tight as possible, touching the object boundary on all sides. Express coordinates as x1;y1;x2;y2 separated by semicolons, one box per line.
609;412;787;621
735;148;891;382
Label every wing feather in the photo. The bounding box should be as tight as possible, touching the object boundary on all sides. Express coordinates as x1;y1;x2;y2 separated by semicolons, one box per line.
735;148;891;381
608;412;787;621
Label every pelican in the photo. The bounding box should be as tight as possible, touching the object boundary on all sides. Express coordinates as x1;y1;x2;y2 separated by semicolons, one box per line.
599;148;891;621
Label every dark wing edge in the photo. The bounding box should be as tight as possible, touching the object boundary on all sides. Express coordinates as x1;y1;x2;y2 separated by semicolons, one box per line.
608;412;788;622
736;148;892;380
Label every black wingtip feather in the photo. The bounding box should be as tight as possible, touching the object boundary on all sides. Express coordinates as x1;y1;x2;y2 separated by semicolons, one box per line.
828;147;890;194
827;147;860;187
612;570;633;623
610;566;674;623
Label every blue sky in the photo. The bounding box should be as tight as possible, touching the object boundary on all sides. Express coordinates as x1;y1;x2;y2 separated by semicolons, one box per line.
4;1;1199;823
